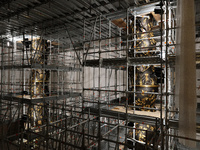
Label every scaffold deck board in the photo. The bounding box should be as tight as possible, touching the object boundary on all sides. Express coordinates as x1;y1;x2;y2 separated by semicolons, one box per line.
0;64;82;71
84;57;164;69
85;107;160;126
2;92;81;104
111;106;165;119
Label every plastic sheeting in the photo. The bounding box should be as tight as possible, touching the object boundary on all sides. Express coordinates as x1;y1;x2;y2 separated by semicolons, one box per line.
175;0;196;148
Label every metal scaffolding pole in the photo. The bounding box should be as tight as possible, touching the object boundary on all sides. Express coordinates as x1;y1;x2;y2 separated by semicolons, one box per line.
0;1;193;150
98;15;102;150
125;8;129;150
160;0;164;149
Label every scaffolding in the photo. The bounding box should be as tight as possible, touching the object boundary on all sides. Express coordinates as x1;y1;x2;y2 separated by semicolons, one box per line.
0;0;200;150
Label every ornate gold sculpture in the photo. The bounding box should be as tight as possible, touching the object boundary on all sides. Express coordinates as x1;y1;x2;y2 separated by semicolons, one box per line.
128;14;158;149
135;66;158;111
29;39;49;126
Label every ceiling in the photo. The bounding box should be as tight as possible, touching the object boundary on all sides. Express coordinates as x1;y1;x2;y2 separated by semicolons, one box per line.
0;0;199;46
0;1;161;43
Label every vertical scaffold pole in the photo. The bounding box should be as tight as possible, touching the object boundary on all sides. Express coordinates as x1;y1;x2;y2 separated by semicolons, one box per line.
165;0;169;149
98;15;102;150
160;0;164;149
82;19;85;149
125;8;129;150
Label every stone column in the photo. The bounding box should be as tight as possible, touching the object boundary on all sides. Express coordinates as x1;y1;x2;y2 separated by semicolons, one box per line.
175;0;196;147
